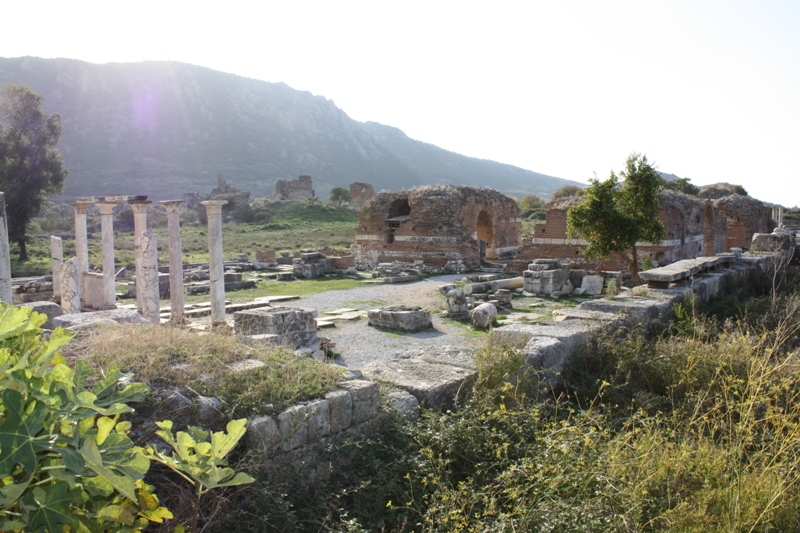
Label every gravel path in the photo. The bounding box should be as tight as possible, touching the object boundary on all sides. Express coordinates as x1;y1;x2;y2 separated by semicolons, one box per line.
291;274;476;369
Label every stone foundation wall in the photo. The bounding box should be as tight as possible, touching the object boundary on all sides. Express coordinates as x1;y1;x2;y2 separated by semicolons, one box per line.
234;306;318;348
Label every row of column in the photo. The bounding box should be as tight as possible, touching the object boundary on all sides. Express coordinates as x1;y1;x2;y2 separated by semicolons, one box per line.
54;197;227;327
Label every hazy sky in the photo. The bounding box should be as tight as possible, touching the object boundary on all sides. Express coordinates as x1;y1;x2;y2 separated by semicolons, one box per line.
4;1;799;206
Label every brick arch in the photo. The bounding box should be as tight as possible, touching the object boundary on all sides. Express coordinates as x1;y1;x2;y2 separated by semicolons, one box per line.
477;207;496;257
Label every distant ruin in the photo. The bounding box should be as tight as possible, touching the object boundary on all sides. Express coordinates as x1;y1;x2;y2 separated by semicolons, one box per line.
207;175;251;214
355;185;521;269
349;182;375;210
275;175;315;200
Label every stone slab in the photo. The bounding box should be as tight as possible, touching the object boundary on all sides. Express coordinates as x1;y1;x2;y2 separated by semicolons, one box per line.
52;309;148;329
19;301;64;329
360;359;476;410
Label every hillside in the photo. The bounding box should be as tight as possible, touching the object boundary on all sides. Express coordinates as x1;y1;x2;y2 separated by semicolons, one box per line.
0;56;582;201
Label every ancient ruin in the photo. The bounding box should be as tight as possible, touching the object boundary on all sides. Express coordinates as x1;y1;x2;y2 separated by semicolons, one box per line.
515;190;771;271
275;175;315;200
349;182;375;210
355;185;521;269
207;175;251;214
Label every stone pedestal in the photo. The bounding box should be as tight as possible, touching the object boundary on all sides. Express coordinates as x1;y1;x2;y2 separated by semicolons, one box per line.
140;231;160;323
97;200;121;309
60;257;81;314
201;200;227;325
160;200;186;324
234;306;318;348
129;199;151;314
50;236;63;300
0;193;11;304
72;199;93;301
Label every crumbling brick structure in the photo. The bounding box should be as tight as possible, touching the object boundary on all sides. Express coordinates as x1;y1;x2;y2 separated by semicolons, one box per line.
355;185;521;269
349;182;375;210
515;190;769;271
275;175;315;200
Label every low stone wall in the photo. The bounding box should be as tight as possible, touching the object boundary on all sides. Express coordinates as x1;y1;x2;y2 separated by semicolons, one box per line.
246;379;384;454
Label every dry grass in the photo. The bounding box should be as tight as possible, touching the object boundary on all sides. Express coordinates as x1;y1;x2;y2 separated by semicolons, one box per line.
64;323;343;418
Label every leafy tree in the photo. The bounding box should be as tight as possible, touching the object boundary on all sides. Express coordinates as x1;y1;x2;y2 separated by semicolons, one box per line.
330;186;352;207
518;194;546;220
662;176;700;196
0;84;69;260
550;185;584;201
567;153;665;285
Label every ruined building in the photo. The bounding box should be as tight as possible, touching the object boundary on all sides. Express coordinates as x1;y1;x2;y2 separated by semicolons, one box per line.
515;190;771;270
349;182;375;210
275;175;315;200
355;185;521;269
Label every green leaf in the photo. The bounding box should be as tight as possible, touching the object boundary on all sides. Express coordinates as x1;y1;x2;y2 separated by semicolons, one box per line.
212;419;248;459
22;482;92;533
0;306;38;342
79;438;138;501
0;477;30;509
97;416;115;445
0;389;48;477
95;503;137;526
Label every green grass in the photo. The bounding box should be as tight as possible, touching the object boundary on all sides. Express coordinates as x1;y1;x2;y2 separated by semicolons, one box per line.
180;276;366;305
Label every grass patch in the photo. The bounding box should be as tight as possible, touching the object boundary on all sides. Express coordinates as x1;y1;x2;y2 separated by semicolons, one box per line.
66;324;342;418
183;276;366;305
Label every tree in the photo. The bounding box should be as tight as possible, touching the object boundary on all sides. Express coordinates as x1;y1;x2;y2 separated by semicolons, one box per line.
330;186;352;207
550;185;584;201
662;176;700;196
567;153;665;285
0;84;69;260
518;193;546;220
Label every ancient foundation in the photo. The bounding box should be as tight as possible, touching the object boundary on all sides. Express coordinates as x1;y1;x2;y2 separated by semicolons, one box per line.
234;307;318;348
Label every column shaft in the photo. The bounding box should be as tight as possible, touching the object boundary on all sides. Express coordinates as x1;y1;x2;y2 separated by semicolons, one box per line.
140;231;161;323
0;193;11;303
98;203;118;309
201;201;227;325
51;236;63;299
129;201;150;313
161;200;186;324
60;258;81;314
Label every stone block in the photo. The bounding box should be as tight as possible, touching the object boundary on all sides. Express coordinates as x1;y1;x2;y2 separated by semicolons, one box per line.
20;301;64;329
580;275;604;295
234;306;318;348
470;303;497;328
256;250;276;263
367;306;431;331
386;390;420;419
195;396;225;428
277;404;308;451
325;389;353;433
247;415;281;451
338;380;380;424
224;271;243;283
305;399;331;441
53;309;148;329
360;360;476;410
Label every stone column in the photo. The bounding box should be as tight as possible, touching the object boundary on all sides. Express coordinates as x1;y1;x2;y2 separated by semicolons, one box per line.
72;199;93;301
201;200;228;326
96;198;123;309
129;199;151;313
0;192;12;304
140;230;161;323
160;200;186;324
60;257;81;314
51;236;63;300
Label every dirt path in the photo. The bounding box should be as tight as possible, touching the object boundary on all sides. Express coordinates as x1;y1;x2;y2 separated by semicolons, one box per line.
292;274;478;369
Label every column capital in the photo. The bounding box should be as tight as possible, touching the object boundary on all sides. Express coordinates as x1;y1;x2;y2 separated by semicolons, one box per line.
72;201;94;215
129;199;152;213
160;199;186;213
201;200;227;216
96;202;118;216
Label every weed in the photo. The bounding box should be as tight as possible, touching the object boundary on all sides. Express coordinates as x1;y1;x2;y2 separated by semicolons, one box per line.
604;279;618;299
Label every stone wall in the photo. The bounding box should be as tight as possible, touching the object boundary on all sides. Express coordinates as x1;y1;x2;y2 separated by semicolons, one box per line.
515;190;769;272
355;185;521;269
275;175;315;200
349;182;375;210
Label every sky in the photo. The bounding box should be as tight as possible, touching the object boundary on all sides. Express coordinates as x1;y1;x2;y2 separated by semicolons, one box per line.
3;1;799;206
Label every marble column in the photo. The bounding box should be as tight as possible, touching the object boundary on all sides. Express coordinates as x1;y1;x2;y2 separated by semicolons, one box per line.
72;199;93;302
97;198;123;309
51;236;63;300
160;199;186;324
129;199;151;313
140;230;161;323
201;200;227;326
60;257;81;314
0;192;12;304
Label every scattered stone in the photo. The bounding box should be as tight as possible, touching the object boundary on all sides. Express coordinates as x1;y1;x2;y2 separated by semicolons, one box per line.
165;391;192;412
580;275;604;296
470;303;497;329
19;301;64;329
228;359;267;372
195;396;225;428
53;309;148;329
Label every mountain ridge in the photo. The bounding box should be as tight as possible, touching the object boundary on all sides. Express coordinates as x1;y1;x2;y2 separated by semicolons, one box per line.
0;56;583;201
